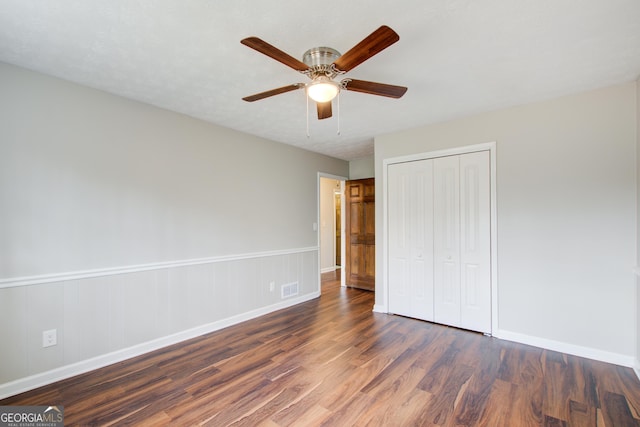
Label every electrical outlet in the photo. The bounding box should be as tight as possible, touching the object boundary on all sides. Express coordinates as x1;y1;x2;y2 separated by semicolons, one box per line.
42;329;57;348
269;281;275;292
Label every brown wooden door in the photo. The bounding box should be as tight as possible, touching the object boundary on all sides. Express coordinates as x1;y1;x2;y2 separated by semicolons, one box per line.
345;178;375;291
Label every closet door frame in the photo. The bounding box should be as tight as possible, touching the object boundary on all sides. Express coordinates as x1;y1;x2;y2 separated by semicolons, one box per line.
381;142;498;335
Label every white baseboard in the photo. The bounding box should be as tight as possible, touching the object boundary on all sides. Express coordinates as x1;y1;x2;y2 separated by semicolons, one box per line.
320;266;338;273
370;307;634;368
495;329;635;368
0;291;320;400
372;304;387;313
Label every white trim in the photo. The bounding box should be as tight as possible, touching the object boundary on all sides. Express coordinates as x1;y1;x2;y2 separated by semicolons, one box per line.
381;160;390;311
0;247;318;289
381;142;498;334
0;290;320;400
332;189;338;274
489;145;498;334
340;180;346;287
321;266;338;273
383;142;495;166
495;329;635;368
372;304;386;313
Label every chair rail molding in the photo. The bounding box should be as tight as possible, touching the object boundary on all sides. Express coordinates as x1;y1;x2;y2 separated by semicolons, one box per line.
0;247;318;289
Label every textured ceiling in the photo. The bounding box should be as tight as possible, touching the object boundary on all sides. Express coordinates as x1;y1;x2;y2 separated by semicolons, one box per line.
1;1;639;160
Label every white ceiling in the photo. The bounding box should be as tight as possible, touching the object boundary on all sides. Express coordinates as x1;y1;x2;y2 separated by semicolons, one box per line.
1;1;639;161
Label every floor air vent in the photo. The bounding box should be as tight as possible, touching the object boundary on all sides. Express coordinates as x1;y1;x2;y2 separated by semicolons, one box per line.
281;282;299;299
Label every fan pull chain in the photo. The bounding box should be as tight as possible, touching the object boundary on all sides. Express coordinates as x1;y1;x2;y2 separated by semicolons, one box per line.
306;90;310;138
337;91;341;136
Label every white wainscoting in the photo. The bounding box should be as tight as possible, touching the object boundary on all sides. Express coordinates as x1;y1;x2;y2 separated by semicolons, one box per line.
0;248;319;399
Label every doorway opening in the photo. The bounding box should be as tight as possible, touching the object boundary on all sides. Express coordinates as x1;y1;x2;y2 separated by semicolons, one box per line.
319;174;347;290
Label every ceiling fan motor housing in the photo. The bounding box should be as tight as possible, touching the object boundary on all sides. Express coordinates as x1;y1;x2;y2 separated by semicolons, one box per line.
303;47;341;78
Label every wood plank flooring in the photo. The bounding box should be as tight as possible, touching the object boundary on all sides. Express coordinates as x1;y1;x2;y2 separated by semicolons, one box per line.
2;270;640;426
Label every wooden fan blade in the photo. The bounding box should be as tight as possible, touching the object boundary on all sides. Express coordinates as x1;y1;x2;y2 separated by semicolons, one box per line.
317;101;333;120
241;37;310;72
242;84;304;102
332;26;399;73
342;79;407;98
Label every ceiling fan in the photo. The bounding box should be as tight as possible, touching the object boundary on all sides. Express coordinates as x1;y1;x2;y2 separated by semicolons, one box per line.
241;25;407;120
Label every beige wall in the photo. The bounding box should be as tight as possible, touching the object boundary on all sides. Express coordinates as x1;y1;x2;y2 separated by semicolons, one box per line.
376;82;637;363
0;63;348;278
636;75;640;370
349;156;375;179
0;62;348;396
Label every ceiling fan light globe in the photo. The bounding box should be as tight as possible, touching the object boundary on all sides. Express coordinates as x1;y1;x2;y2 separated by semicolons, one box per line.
307;81;339;103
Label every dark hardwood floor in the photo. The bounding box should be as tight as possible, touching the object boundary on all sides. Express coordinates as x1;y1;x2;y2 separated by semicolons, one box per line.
2;270;640;426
